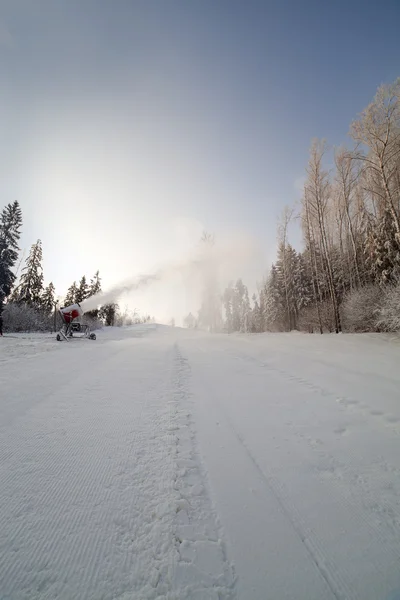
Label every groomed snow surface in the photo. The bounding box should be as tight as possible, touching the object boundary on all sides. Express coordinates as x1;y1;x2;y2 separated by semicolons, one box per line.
1;326;400;600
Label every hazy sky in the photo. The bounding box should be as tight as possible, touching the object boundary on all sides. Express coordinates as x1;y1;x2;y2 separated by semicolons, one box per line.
1;0;399;311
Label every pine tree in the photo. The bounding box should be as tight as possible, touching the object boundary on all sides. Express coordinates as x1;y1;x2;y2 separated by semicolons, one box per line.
263;265;285;331
85;271;102;319
240;284;252;332
41;282;56;314
232;279;246;332
15;240;44;306
76;276;89;303
252;293;262;333
88;271;101;296
258;286;266;333
64;281;78;306
222;283;235;332
275;243;298;330
0;201;23;310
294;251;313;311
365;212;400;284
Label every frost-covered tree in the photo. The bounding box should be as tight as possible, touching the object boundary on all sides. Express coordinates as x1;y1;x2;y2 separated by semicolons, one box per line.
305;140;341;332
41;282;56;314
364;210;400;283
14;240;44;306
222;279;252;332
0;201;22;312
263;265;285;331
89;271;101;296
85;270;102;319
258;285;266;333
76;276;89;303
275;243;299;330
239;282;252;332
64;281;78;306
351;79;400;239
222;283;235;332
251;293;264;333
293;251;313;312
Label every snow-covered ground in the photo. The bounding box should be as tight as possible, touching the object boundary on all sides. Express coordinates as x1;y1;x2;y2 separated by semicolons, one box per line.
1;326;400;599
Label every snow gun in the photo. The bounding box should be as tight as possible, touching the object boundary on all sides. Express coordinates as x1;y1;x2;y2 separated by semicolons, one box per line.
56;303;96;342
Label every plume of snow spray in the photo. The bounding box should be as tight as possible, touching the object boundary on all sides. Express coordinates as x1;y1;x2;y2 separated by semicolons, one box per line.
79;253;209;314
79;231;263;319
80;271;162;313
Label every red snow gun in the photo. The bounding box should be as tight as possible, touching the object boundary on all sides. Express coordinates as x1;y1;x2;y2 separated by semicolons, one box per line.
57;303;96;341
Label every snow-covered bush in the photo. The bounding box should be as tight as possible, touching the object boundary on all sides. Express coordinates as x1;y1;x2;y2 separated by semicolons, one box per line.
376;283;400;332
3;302;102;333
341;285;383;332
3;302;53;332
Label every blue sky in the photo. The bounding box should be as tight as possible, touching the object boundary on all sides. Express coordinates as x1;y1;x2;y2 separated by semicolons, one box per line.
1;0;399;303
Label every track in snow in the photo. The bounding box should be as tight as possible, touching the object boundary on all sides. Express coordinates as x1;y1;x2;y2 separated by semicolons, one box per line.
1;326;400;599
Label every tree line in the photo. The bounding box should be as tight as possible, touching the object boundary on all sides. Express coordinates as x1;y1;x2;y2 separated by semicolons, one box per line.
185;79;400;334
0;206;138;331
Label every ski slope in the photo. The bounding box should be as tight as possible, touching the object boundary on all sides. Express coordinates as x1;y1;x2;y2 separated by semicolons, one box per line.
1;326;400;600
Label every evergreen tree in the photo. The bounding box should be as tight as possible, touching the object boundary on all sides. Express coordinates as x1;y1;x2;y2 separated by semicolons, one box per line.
15;240;44;306
232;279;245;332
251;293;262;333
0;201;23;311
223;279;253;333
275;243;302;330
240;283;252;332
88;271;101;296
64;281;78;306
222;283;235;332
258;286;266;333
365;212;400;284
263;265;285;331
41;282;56;314
76;276;89;303
294;251;313;311
85;271;102;319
